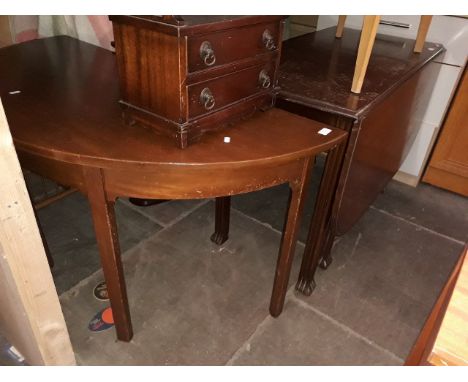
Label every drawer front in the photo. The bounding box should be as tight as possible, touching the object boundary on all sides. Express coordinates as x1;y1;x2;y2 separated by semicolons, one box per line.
187;21;281;73
187;63;276;119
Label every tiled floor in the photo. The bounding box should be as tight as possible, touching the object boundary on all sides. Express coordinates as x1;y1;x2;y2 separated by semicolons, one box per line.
1;168;466;365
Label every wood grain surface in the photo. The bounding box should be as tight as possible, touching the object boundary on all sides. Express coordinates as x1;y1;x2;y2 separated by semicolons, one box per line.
0;36;347;341
429;246;468;366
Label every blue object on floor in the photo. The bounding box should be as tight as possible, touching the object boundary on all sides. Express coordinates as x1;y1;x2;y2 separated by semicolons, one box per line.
88;307;114;332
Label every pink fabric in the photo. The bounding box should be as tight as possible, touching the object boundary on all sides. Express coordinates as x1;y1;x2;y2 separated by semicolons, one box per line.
87;16;114;49
8;16;115;49
11;16;39;43
15;29;39;43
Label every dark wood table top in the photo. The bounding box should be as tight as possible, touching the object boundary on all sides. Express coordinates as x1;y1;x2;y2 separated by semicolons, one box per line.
0;36;345;171
0;35;349;343
279;27;445;119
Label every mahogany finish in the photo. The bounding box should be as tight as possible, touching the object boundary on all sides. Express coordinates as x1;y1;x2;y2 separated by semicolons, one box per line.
274;27;444;294
211;196;231;245
0;36;346;341
110;15;285;148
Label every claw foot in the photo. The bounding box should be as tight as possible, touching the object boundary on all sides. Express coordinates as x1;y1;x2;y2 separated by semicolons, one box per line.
295;278;316;296
210;231;229;245
319;256;333;270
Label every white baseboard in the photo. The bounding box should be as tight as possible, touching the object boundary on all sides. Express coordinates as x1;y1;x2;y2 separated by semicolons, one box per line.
393;171;420;187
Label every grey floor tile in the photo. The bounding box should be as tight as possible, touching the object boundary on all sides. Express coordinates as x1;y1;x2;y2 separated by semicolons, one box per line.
231;299;401;365
232;155;325;243
121;198;207;227
23;169;467;365
24;171;64;203
374;181;468;243
297;207;464;359
37;193;162;294
60;202;303;365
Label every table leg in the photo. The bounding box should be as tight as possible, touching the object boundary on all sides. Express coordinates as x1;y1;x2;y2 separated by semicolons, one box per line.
296;142;346;296
414;16;433;53
269;157;313;317
335;15;347;38
351;15;380;94
210;196;231;245
318;226;336;269
84;167;133;342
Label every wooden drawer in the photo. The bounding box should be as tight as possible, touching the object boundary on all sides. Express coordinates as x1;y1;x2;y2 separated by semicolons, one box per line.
187;63;276;119
110;15;285;148
187;22;281;73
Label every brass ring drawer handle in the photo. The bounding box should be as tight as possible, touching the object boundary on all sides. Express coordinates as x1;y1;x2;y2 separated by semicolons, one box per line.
259;70;271;89
200;88;216;110
200;41;216;66
262;30;276;51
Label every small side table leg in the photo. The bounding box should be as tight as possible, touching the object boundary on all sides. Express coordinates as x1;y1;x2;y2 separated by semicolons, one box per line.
210;196;231;245
351;15;380;94
270;158;313;317
296;142;346;296
336;15;347;38
84;168;133;342
414;16;433;53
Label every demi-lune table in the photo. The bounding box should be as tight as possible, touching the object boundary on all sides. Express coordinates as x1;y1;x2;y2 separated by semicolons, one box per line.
1;36;347;341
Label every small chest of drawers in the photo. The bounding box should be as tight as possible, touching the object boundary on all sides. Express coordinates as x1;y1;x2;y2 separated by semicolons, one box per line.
110;15;286;148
